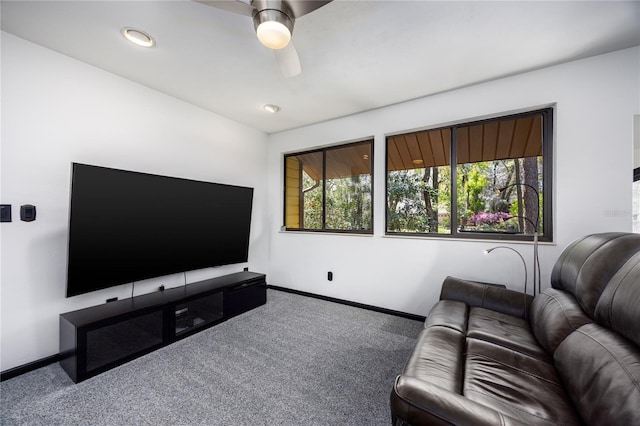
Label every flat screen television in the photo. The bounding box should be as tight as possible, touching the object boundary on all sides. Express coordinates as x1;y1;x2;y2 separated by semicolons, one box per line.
66;163;253;297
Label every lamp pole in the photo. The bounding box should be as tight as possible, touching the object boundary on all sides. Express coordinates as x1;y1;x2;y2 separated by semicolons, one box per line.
504;215;540;296
498;183;541;296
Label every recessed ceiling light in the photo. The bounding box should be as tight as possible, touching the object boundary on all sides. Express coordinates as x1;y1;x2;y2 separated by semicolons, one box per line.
122;27;155;48
263;104;281;113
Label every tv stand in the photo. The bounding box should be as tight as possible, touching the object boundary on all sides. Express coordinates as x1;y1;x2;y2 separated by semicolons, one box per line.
59;271;266;383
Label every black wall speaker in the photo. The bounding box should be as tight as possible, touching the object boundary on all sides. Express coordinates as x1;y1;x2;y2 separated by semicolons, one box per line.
20;204;36;222
0;205;11;222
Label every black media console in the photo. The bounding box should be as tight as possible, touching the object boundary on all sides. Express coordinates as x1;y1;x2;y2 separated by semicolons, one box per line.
59;271;266;383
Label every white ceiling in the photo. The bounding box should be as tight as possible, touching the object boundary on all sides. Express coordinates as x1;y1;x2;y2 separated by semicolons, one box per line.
2;0;639;134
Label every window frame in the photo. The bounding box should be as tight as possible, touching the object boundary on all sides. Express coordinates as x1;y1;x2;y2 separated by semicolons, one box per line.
385;107;554;242
283;139;374;234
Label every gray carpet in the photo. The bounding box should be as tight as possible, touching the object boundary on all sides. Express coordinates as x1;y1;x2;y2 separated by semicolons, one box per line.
1;289;423;425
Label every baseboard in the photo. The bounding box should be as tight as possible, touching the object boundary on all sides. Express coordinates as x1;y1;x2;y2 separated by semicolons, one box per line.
267;285;426;322
1;353;60;382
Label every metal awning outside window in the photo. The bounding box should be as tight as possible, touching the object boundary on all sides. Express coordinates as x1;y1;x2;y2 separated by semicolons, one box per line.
295;141;372;181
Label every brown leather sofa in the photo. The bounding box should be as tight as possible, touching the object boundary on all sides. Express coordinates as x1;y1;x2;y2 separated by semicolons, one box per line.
391;232;640;425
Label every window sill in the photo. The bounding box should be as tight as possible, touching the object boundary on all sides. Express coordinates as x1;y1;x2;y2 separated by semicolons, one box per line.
382;233;556;245
279;229;374;237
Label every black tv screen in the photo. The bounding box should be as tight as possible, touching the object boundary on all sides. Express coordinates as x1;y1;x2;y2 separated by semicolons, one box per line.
66;163;253;297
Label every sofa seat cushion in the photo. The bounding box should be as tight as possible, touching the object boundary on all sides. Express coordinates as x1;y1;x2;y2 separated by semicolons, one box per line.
402;325;465;393
424;300;468;333
467;307;551;362
391;376;528;426
464;338;582;425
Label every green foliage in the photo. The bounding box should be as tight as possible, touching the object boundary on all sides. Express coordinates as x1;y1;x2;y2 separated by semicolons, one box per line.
387;170;429;232
386;168;450;233
302;172;322;229
326;175;372;230
386;158;542;234
301;171;372;231
299;155;543;235
509;200;519;217
458;163;488;216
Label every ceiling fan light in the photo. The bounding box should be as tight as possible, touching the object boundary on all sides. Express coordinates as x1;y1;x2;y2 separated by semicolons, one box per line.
257;21;291;49
253;9;294;50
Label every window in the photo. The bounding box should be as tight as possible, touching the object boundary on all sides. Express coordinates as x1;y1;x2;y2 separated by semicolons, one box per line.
386;108;553;241
284;140;373;233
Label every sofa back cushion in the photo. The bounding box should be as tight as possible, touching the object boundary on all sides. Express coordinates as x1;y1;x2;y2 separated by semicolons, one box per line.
529;288;592;354
554;323;640;425
594;252;640;347
439;276;532;319
550;233;640;318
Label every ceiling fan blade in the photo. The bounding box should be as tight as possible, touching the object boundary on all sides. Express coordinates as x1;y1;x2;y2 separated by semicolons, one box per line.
288;0;333;18
274;42;301;78
196;0;255;17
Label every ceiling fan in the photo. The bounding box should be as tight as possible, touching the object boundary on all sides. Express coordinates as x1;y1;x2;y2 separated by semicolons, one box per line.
197;0;333;78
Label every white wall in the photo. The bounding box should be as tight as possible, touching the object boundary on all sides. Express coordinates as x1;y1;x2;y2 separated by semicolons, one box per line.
266;47;640;317
0;33;269;371
635;115;640;169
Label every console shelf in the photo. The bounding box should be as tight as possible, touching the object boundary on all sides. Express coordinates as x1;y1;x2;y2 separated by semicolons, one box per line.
59;271;266;383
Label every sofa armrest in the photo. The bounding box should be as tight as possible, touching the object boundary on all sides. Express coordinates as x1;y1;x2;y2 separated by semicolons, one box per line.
440;276;533;320
391;376;525;426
